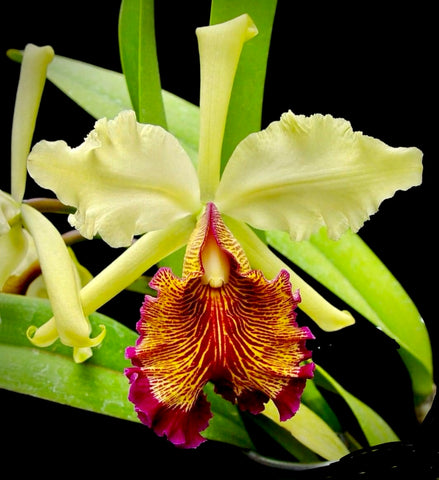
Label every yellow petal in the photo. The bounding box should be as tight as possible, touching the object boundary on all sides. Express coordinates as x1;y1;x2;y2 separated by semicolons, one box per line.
0;224;28;290
196;14;257;201
33;215;196;344
28;110;200;247
216;111;422;241
0;190;20;235
24;247;92;298
11;44;54;203
21;204;105;360
25;275;48;298
26;317;58;347
74;346;93;363
77;214;196;315
0;191;28;289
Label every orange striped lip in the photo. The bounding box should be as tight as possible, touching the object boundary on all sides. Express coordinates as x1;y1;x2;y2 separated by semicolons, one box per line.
125;202;314;447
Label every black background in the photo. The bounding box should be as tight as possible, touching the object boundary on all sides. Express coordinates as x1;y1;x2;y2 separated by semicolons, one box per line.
1;1;437;477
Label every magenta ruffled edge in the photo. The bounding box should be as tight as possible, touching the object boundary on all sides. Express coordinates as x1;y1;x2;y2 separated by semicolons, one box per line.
274;362;316;421
124;364;213;449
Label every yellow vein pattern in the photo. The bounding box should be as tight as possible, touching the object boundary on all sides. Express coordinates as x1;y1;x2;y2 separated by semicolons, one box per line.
125;203;314;448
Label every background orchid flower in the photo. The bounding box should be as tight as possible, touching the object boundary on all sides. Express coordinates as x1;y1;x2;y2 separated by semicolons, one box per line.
0;43;105;363
25;12;423;449
0;43;51;290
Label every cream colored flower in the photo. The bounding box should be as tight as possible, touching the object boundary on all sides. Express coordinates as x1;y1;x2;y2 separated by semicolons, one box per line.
0;44;105;363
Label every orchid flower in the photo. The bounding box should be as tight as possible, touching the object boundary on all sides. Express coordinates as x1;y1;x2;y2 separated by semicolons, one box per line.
26;14;422;448
0;44;105;363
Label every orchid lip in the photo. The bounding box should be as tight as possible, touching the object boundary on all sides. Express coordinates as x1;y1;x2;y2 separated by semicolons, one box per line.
125;202;314;448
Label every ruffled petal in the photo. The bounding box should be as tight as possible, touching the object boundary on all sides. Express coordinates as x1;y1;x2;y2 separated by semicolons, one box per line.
216;110;423;241
125;364;212;448
27;110;201;247
125;203;314;447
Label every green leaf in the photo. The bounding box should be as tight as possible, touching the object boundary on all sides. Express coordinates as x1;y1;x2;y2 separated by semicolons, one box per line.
266;228;434;405
301;378;341;433
203;383;254;449
118;0;166;126
210;0;277;172
126;275;155;295
0;293;137;419
0;293;253;449
6;50;132;122
164;90;199;167
158;245;186;277
7;50;199;164
247;412;321;462
314;365;399;446
1;344;138;421
262;400;350;461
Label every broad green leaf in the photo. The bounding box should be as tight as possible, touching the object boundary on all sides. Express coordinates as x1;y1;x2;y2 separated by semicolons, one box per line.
262;400;350;461
0;293;254;449
210;0;277;172
118;0;166;126
1;344;138;421
164;91;199;167
301;378;341;433
204;383;254;449
0;293;136;371
247;412;321;463
266;228;433;405
314;365;399;446
6;50;199;164
126;275;155;295
158;245;186;277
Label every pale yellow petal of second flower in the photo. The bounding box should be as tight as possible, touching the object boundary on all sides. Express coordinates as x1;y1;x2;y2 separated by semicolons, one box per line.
27;110;201;247
216;111;422;241
0;191;28;289
0;223;28;290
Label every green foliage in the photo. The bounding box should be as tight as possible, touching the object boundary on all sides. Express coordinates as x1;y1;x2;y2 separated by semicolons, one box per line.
3;0;433;464
210;0;277;171
119;0;166;126
0;293;254;449
267;228;433;405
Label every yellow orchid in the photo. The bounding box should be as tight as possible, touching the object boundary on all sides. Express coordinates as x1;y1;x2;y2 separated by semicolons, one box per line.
26;14;422;447
0;44;105;363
